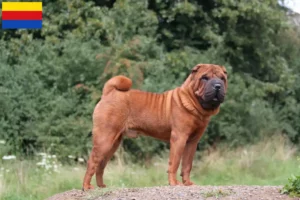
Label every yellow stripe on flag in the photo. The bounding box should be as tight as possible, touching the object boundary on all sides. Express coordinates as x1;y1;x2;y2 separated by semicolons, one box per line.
2;2;42;11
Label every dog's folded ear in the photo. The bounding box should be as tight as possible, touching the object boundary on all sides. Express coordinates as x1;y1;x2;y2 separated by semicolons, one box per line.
191;64;202;73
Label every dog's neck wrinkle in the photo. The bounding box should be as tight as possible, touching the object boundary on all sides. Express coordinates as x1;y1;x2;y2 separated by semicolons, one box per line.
181;77;219;117
178;87;211;119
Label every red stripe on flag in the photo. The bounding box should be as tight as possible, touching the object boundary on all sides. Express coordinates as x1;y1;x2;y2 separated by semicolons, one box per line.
2;11;42;20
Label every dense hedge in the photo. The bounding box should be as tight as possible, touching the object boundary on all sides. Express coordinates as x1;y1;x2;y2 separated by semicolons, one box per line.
0;0;299;162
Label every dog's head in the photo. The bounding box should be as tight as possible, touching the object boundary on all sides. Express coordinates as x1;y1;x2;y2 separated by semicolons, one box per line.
184;64;228;111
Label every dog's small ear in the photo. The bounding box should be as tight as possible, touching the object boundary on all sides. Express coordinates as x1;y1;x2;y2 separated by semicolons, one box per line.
191;64;202;73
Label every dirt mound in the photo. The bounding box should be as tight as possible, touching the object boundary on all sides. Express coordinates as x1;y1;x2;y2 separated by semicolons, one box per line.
46;185;298;200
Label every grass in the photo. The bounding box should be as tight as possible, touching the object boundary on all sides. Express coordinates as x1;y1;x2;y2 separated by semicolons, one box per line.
0;135;299;200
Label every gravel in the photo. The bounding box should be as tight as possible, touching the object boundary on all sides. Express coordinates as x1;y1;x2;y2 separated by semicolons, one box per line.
46;185;300;200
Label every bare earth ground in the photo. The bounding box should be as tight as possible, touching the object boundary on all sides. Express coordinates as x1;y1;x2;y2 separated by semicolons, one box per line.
47;186;299;200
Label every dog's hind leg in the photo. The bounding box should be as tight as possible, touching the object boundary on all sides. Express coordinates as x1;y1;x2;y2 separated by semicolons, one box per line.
95;135;122;188
82;128;121;191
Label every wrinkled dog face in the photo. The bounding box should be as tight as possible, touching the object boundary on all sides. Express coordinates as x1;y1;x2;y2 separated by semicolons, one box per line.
191;64;228;110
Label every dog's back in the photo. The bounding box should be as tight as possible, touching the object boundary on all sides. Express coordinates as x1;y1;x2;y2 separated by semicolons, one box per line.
95;75;175;141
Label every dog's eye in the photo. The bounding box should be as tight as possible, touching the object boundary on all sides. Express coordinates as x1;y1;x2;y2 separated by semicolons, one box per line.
201;76;209;81
221;77;226;81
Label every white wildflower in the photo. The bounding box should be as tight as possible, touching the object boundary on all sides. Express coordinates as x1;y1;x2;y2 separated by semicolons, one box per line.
2;155;16;160
78;158;84;162
51;155;56;158
68;155;75;159
36;152;47;156
45;165;51;170
36;162;45;166
0;140;5;144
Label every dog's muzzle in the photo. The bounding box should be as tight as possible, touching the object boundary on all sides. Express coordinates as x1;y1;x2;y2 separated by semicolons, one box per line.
199;78;225;110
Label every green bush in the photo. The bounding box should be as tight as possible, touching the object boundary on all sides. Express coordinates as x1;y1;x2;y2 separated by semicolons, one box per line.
282;158;300;197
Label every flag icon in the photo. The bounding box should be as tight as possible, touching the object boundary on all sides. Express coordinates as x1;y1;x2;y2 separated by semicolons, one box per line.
2;2;42;29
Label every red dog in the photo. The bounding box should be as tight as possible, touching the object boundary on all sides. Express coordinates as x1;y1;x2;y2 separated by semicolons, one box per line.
82;64;228;190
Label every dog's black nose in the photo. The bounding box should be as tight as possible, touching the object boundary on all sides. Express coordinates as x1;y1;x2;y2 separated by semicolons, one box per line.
213;83;221;90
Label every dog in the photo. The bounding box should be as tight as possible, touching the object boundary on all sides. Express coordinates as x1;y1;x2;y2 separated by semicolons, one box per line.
82;64;228;190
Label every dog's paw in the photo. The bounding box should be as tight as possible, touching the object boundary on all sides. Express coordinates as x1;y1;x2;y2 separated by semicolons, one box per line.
183;180;195;186
82;184;94;191
169;180;183;186
97;184;107;188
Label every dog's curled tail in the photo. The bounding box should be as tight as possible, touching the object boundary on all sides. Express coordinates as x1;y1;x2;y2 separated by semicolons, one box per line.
102;75;132;96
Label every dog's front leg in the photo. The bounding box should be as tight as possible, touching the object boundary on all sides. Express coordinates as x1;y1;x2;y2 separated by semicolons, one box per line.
180;139;200;186
168;131;188;186
180;140;198;186
180;128;205;186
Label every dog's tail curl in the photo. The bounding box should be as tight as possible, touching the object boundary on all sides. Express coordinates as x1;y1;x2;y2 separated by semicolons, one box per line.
102;75;132;96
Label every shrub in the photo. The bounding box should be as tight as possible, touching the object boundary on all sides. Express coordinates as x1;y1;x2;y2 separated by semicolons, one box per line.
282;157;300;197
